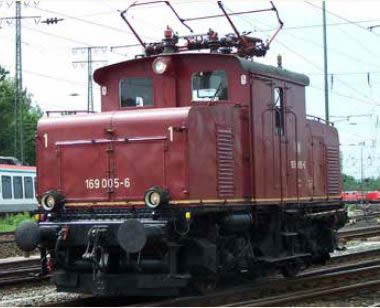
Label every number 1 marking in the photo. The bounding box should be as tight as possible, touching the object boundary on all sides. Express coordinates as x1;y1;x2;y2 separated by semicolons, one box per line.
43;133;48;148
168;126;173;142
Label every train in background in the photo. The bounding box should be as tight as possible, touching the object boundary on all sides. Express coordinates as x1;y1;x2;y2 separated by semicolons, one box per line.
0;163;37;213
15;1;346;297
341;191;380;204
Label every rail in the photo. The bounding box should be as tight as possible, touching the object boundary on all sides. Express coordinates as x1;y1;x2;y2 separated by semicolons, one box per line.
0;257;45;287
140;255;380;307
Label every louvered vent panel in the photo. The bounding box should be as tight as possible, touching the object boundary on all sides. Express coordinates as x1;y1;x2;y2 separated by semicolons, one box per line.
217;127;235;198
326;147;341;195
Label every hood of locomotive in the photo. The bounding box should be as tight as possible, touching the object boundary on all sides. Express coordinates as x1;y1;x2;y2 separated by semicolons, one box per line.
36;107;190;210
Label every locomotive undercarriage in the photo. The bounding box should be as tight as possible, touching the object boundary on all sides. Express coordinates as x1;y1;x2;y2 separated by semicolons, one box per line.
34;202;346;296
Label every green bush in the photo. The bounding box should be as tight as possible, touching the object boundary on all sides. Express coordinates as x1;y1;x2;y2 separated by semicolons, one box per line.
0;212;34;233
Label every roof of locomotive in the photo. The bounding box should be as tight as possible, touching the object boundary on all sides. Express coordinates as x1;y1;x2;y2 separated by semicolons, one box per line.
94;53;310;86
238;57;310;86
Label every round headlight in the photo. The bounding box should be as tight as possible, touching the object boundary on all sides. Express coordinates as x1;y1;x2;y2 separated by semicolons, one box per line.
41;194;56;211
40;191;64;212
152;57;172;75
144;187;170;209
153;60;167;74
145;191;161;208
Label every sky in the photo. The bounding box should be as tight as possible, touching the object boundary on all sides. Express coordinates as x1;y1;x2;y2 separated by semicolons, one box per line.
1;0;380;179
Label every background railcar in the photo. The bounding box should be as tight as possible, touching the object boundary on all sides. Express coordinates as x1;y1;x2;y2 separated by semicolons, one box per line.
0;164;37;213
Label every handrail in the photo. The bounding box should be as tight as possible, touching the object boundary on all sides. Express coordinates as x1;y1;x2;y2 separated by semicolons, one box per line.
306;114;334;126
45;110;95;117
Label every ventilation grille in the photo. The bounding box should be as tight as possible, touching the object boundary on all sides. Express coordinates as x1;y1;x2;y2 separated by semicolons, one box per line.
217;127;235;198
326;147;341;195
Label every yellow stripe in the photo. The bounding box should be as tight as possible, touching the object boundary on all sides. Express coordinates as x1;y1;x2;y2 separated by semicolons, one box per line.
66;201;145;207
65;195;341;207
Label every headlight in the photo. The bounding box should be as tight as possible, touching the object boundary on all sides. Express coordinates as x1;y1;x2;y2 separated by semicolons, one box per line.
152;57;172;75
40;191;64;212
153;60;167;74
144;187;169;209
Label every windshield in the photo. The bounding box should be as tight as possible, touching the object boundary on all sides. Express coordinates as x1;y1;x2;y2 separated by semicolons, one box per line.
120;77;153;107
192;70;228;101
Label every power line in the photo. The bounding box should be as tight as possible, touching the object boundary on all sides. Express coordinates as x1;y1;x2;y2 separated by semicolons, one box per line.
22;23;93;46
308;71;380;76
278;30;380;72
23;69;87;86
224;4;380;111
243;18;376;106
304;1;380;40
32;5;157;41
72;46;107;112
258;19;380;32
302;1;380;69
308;84;378;107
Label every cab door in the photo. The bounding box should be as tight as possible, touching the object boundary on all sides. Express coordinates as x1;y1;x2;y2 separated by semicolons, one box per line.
251;77;283;200
271;82;288;201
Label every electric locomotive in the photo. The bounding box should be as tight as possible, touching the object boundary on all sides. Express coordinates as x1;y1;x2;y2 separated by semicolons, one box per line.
16;1;346;296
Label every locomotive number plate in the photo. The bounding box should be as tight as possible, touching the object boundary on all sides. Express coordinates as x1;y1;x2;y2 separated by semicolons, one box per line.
85;178;131;190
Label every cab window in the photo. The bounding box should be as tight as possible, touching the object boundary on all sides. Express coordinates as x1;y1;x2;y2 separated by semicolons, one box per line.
120;77;153;108
192;70;228;101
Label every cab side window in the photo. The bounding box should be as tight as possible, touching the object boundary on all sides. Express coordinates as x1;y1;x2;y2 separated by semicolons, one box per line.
120;77;153;107
2;176;12;199
192;70;228;102
13;176;23;199
24;177;34;199
273;87;285;136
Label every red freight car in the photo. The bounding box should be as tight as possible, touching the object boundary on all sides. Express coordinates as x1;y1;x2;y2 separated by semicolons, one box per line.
16;2;346;296
365;191;380;203
341;191;360;203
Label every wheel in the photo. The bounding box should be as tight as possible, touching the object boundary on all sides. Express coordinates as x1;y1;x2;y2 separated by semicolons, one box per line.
192;277;218;295
281;260;302;278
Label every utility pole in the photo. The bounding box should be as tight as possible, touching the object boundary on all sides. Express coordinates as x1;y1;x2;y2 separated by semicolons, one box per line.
359;142;365;206
322;0;329;122
2;2;40;163
3;2;60;163
15;1;24;163
72;46;107;112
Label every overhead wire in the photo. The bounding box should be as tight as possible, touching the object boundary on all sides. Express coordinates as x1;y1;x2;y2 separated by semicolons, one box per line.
304;1;380;40
304;1;380;59
224;4;379;106
31;5;157;41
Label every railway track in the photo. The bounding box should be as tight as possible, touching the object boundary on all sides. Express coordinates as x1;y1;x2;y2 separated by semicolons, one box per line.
2;248;380;307
0;231;15;244
138;257;380;307
0;257;45;286
339;225;380;242
2;225;380;306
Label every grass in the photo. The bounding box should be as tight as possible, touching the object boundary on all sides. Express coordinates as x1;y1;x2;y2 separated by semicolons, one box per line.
0;212;34;233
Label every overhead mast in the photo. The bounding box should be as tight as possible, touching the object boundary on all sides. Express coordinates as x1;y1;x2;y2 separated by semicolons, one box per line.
323;0;329;122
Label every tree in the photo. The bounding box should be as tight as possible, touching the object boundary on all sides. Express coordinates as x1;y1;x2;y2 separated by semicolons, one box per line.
0;66;9;81
0;65;42;165
341;173;360;191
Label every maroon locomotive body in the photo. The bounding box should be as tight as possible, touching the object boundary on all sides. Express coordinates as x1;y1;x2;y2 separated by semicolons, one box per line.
16;4;346;296
37;54;341;207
